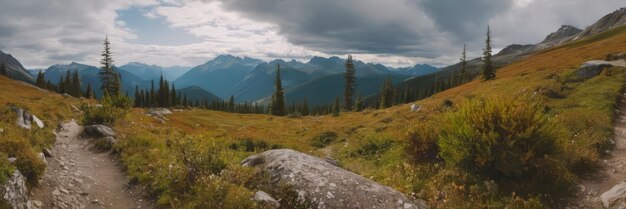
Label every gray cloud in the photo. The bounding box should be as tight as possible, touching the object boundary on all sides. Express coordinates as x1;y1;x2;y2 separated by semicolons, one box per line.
218;0;455;57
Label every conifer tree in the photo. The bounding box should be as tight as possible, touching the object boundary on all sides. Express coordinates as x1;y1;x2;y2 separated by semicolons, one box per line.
134;85;141;107
71;70;81;97
269;64;286;116
482;26;496;80
36;70;45;88
85;83;93;99
0;63;6;76
380;76;394;109
170;84;177;106
332;96;340;117
354;93;363;112
228;95;235;112
65;70;72;94
302;98;309;116
99;36;120;95
344;55;356;111
149;80;155;107
460;44;467;82
58;76;66;94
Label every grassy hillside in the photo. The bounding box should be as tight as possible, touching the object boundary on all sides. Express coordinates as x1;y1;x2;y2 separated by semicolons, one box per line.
1;25;626;208
108;25;626;208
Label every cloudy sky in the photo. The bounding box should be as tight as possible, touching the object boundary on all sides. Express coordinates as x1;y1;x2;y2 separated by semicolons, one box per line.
0;0;623;69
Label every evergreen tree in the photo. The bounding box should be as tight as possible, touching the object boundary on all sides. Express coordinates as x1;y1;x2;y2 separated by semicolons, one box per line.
269;64;286;116
134;85;141;107
302;98;309;116
228;95;235;112
149;80;155;107
354;93;363;112
65;70;72;94
344;55;356;111
58;76;66;94
0;63;6;76
36;70;45;88
99;36;121;96
71;70;81;97
332;96;340;117
171;84;177;106
85;83;93;99
482;26;496;80
380;76;394;109
460;44;467;82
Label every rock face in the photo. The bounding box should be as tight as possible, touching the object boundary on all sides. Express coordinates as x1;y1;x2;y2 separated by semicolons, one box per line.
83;125;116;138
576;7;626;40
242;149;427;209
11;107;44;130
540;25;582;47
1;170;30;209
253;191;280;208
601;182;626;209
576;60;613;80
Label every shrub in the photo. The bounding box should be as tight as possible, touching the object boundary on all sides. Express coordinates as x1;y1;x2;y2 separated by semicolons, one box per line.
437;96;575;203
229;138;280;152
442;99;454;108
405;122;440;163
172;136;226;183
0;153;14;185
352;134;394;159
310;131;338;148
0;138;45;187
81;93;132;125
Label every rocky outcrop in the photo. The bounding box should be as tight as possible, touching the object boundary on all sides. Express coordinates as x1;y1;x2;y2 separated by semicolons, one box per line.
1;170;29;209
496;44;539;56
242;149;427;209
253;190;280;208
0;50;36;84
601;182;626;209
540;25;582;47
576;60;613;80
148;108;172;116
83;125;116;138
11;107;44;129
576;7;626;40
83;124;118;146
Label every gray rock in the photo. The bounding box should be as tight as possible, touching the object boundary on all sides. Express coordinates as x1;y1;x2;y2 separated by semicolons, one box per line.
576;60;613;80
241;149;427;209
253;190;280;208
410;104;421;112
7;158;16;164
42;148;53;157
11;107;30;130
1;170;30;209
37;153;47;165
148;108;172;116
601;182;626;209
83;125;116;138
32;115;44;128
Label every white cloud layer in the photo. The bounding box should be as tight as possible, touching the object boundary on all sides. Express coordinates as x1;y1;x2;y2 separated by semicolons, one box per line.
0;0;624;69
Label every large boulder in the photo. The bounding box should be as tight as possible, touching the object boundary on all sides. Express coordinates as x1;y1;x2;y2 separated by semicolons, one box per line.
148;108;172;116
576;60;613;80
241;149;427;209
83;125;116;138
0;170;30;209
601;182;626;209
10;107;44;129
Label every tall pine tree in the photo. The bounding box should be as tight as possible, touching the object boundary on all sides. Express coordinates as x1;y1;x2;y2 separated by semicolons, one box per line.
269;64;286;116
36;70;45;88
482;26;495;80
99;36;120;96
380;76;394;109
344;55;356;111
85;83;93;99
332;96;340;117
460;44;467;82
71;70;81;97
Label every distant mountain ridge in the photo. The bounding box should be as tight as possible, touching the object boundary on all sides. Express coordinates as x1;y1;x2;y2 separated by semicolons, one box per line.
119;62;191;81
0;50;35;84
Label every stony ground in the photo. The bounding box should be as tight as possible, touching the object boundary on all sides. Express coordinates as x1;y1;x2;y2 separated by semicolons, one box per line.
30;120;152;209
575;93;626;208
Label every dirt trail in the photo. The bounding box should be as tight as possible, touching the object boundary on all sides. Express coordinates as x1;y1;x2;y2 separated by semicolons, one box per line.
576;94;626;208
30;120;152;209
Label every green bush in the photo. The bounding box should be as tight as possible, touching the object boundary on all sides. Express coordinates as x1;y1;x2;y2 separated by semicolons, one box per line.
310;131;338;148
0;138;45;187
352;134;394;159
405;122;440;163
0;153;14;185
437;96;575;203
81;93;132;125
229;138;281;152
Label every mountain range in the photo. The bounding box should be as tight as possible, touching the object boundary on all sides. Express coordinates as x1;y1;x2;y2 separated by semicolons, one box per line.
5;7;624;107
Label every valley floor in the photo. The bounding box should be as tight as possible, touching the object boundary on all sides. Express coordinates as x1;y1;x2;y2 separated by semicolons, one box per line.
30;120;152;209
